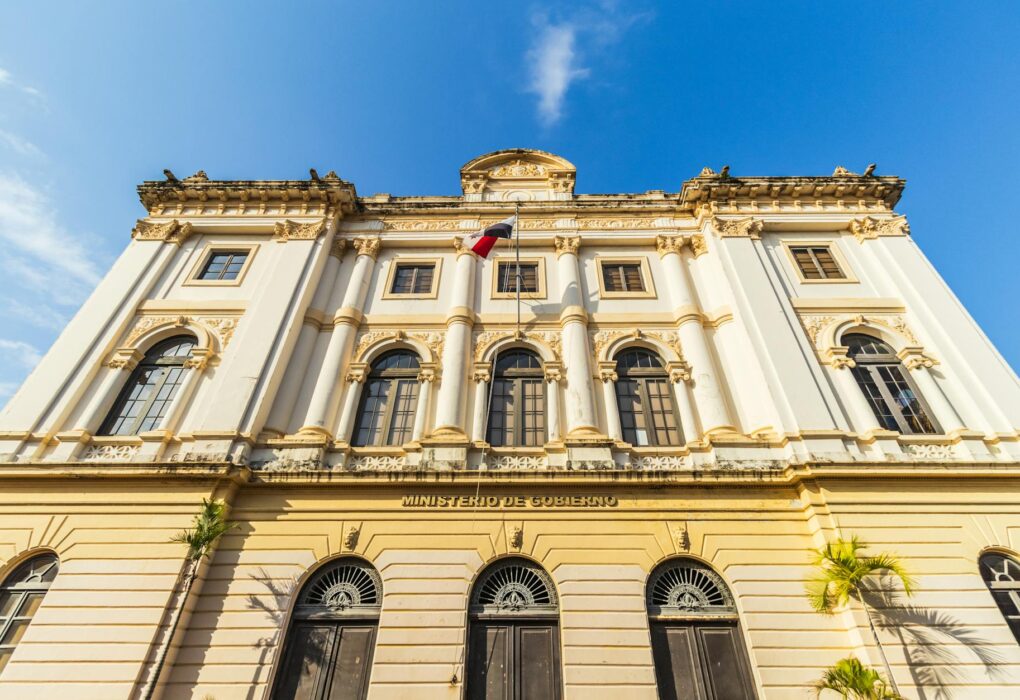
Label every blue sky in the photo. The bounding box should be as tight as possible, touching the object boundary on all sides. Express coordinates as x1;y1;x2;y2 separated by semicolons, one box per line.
1;1;1018;403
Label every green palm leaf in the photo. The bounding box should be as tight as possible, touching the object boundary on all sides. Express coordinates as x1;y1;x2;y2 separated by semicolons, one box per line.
814;656;902;699
170;498;237;562
806;536;914;613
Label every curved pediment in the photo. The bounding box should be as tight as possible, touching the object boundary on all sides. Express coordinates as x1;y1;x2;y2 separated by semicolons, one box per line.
460;148;576;201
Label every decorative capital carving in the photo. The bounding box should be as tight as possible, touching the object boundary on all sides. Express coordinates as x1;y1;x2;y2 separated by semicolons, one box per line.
417;368;437;383
823;347;857;370
273;218;327;242
553;235;581;257
131;219;194;245
344;525;360;550
453;236;473;257
667;361;692;383
597;361;618;383
713;217;763;239
509;526;523;550
898;347;938;370
473;363;492;383
104;348;144;371
689;234;708;258
345;363;368;383
352;237;382;260
543;362;562;383
655;235;686;258
330;238;347;260
182;347;214;371
848;215;910;242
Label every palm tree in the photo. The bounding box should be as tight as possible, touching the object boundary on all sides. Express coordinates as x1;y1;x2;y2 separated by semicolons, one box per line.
815;656;902;699
141;499;236;700
806;536;915;696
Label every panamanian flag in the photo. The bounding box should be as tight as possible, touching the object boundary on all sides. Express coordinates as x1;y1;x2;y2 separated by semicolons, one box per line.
462;216;515;258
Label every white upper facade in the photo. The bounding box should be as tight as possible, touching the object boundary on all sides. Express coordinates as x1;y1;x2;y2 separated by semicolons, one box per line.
1;149;1018;471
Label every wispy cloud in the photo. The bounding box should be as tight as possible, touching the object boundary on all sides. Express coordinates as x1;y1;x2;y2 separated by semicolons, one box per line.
0;339;43;370
525;3;651;126
0;67;43;99
0;128;43;158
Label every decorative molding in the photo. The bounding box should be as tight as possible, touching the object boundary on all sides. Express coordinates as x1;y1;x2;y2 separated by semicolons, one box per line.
273;218;327;242
417;367;438;383
131;219;194;245
385;219;465;232
667;361;692;383
81;444;140;462
330;238;347;260
473;330;561;363
472;363;492;383
553;235;581;257
354;329;444;365
798;312;919;351
518;218;563;231
898;348;939;370
346;454;407;472
591;328;684;363
344;525;360;550
848;215;910;242
904;443;954;460
453;236;472;256
543;363;562;383
124;314;238;353
104;348;144;371
712;217;764;239
486;454;548;470
578;218;657;230
635;454;689;470
689;234;708;257
491;160;547;178
250;457;323;473
352;237;382;260
656;234;708;259
345;363;368;384
509;527;523;550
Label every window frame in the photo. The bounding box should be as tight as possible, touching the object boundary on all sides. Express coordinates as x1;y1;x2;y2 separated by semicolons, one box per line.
381;257;443;300
844;334;941;435
596;256;656;299
979;550;1020;643
781;240;857;284
613;350;684;447
185;244;258;287
486;350;547;447
0;553;59;676
98;336;196;437
490;256;547;300
350;350;423;447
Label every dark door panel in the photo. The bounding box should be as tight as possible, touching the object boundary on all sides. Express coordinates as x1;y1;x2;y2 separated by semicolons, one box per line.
696;626;755;700
651;624;707;700
651;621;756;700
273;621;376;700
467;620;561;700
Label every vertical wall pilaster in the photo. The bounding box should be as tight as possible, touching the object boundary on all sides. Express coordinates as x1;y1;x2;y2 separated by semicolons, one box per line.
554;236;600;438
432;240;476;440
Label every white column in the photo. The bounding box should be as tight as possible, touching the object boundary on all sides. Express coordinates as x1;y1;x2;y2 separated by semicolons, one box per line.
433;240;475;439
555;236;600;437
668;363;701;444
266;238;346;435
545;364;562;443
830;361;883;434
470;365;491;443
657;237;735;434
298;238;380;437
411;367;436;442
598;364;623;442
335;365;368;444
903;355;965;434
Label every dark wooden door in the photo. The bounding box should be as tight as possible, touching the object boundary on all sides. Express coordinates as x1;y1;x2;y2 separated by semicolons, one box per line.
272;621;376;700
467;620;562;700
651;621;755;700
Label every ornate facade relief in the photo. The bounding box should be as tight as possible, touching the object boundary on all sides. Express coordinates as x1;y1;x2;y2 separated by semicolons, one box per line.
712;217;764;239
849;215;910;242
131;219;194;245
656;234;708;258
272;218;327;242
798;312;925;365
460;149;576;199
352;237;382;259
81;444;140;462
590;328;685;364
122;314;239;356
553;235;580;257
485;454;548;470
346;454;408;472
577;218;658;230
472;330;561;363
353;329;444;366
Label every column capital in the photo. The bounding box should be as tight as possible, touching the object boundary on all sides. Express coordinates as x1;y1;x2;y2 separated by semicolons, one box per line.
273;218;328;243
823;347;857;370
597;361;618;383
183;347;215;372
712;216;763;239
345;363;368;383
897;346;939;370
554;235;581;258
352;236;381;260
657;234;708;259
453;236;475;257
472;362;492;383
417;363;439;383
103;348;144;371
544;361;563;383
329;238;347;260
666;360;692;383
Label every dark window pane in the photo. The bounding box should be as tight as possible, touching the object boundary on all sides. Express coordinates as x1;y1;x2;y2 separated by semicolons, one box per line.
199;251;248;280
497;262;539;294
603;264;624;291
390;264;435;294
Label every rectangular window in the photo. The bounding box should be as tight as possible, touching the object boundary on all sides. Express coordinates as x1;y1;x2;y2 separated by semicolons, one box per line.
790;246;845;280
390;263;435;295
198;251;249;281
496;261;539;294
602;262;646;293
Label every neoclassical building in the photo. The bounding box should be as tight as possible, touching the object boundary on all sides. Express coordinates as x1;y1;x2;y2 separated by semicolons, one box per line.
0;149;1019;700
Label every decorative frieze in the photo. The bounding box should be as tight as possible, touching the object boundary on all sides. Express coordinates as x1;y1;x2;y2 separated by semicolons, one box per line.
473;330;561;363
273;218;327;242
849;215;910;242
634;455;689;470
354;329;445;365
486;454;548;470
352;236;382;260
590;328;684;363
577;218;658;230
346;454;408;472
81;444;139;462
123;314;239;352
903;443;955;460
131;219;194;245
712;217;764;239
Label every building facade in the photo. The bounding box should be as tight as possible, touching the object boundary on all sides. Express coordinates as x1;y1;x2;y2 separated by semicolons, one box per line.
0;149;1019;699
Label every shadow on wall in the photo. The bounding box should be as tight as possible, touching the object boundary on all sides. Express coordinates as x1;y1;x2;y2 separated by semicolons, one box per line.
863;576;1006;700
246;569;299;700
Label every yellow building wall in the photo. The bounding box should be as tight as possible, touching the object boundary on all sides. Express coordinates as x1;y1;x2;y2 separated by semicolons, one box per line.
0;474;1018;700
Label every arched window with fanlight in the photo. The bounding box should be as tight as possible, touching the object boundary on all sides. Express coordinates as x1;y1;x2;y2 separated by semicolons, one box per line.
486;349;545;447
647;559;755;700
844;333;939;434
614;348;683;446
467;557;561;699
979;551;1020;643
0;553;59;676
99;335;196;436
271;557;382;700
351;350;421;447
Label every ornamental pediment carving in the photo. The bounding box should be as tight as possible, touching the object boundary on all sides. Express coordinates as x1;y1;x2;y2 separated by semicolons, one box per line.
273;218;327;242
131;219;194;245
489;160;547;178
121;313;240;355
590;328;685;363
460;149;576;197
354;329;444;365
848;215;910;242
798;311;920;357
473;330;562;363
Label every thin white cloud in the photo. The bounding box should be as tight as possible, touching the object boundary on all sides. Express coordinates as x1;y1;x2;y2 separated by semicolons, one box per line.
0;129;43;158
0;66;43;99
527;23;589;126
0;339;43;370
0;296;68;331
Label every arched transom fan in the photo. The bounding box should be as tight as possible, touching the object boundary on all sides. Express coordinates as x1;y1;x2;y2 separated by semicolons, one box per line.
472;559;557;614
647;561;736;616
299;559;382;613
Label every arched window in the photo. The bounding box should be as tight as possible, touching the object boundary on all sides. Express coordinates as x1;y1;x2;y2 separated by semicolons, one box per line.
467;558;561;699
486;349;545;447
272;558;382;700
979;552;1020;643
647;559;755;700
99;336;196;436
351;350;421;447
844;333;939;434
0;553;59;675
614;348;683;446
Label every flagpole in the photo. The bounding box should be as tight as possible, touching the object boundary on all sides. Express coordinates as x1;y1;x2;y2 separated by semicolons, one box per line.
514;201;521;335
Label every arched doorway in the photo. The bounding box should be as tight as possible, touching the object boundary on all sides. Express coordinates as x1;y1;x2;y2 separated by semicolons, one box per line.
272;558;382;700
467;558;561;699
647;559;756;699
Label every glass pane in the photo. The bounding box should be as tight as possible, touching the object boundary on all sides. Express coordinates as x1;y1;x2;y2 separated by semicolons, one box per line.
845;334;894;357
412;266;434;293
646;379;682;446
1;619;30;646
616;379;646;445
352;379;391;446
0;593;17;618
622;264;644;291
17;593;44;618
391;266;414;294
487;380;514;447
498;263;539;294
851;366;900;432
0;648;12;674
521;379;545;446
878;365;937;434
603;264;624;292
385;380;419;446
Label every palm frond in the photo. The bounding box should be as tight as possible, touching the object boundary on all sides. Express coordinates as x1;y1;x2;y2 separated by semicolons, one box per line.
814;656;901;699
171;498;237;561
805;536;914;609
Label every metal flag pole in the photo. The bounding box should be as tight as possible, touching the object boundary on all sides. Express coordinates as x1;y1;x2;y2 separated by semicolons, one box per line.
514;201;521;335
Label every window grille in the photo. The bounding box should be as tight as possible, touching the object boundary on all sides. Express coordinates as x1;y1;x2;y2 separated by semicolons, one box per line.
614;349;683;446
790;246;845;279
471;559;558;615
647;560;736;617
496;261;539;294
390;263;435;295
980;552;1020;642
0;554;59;674
99;336;196;436
486;350;545;447
198;250;248;281
602;262;645;292
351;350;421;447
